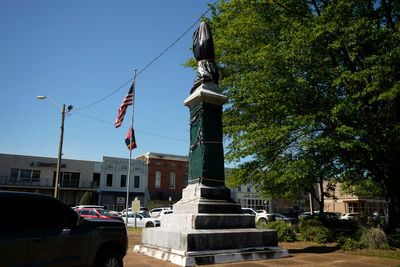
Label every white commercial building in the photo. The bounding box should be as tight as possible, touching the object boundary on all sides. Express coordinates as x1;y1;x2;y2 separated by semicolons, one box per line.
0;153;148;210
94;156;148;211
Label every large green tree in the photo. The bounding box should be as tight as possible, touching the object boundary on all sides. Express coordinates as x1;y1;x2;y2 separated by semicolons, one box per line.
207;0;400;229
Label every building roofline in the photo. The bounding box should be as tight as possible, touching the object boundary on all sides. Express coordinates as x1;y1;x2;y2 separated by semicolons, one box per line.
0;153;100;164
136;152;188;162
102;155;145;162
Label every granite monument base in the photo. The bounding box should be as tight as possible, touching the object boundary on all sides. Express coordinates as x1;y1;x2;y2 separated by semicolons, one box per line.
134;226;289;266
134;185;289;266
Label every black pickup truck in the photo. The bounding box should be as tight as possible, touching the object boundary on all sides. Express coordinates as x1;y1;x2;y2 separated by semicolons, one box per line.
0;191;127;267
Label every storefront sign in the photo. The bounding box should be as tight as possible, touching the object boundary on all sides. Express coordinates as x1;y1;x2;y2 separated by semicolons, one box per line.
132;198;141;213
242;193;260;199
117;197;125;204
30;161;66;168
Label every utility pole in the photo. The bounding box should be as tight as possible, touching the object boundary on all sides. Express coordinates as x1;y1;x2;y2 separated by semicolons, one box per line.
54;104;65;199
36;96;72;200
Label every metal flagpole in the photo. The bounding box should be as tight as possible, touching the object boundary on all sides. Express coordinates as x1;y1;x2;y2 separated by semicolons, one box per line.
125;69;137;227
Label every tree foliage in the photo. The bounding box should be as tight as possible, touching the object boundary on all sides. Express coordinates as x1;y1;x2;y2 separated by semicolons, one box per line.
208;0;400;229
79;191;92;206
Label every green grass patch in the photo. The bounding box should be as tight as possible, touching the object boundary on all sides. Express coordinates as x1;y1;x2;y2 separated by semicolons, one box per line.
346;248;400;260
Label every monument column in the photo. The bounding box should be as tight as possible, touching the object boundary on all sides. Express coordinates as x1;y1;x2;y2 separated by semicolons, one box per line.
188;100;225;187
134;21;288;266
171;82;241;214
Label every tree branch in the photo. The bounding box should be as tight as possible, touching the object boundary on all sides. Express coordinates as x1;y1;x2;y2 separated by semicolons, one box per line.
382;0;396;32
311;0;321;16
272;0;310;18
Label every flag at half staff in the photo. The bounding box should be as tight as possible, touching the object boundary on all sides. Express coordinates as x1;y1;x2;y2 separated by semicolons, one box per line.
125;127;137;150
114;84;134;128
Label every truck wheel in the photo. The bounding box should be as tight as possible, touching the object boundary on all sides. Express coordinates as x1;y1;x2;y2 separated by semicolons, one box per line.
95;249;123;267
258;218;268;226
145;221;154;227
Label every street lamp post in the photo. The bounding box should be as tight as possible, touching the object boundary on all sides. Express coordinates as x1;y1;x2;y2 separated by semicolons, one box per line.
54;104;66;199
37;96;72;199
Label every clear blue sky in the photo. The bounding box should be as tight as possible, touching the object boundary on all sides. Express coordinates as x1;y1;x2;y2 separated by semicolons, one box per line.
0;1;218;162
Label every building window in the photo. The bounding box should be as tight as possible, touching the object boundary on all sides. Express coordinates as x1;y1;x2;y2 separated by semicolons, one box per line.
32;170;40;182
120;175;126;187
155;171;161;188
20;169;32;182
60;172;80;188
10;168;19;179
10;168;40;184
347;202;366;214
93;173;100;187
106;174;113;187
134;175;140;188
247;187;251;193
169;172;176;189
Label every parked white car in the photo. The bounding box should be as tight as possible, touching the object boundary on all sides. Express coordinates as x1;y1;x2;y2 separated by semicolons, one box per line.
150;207;171;218
159;209;173;218
340;213;359;220
241;208;269;225
122;212;160;228
119;207;149;216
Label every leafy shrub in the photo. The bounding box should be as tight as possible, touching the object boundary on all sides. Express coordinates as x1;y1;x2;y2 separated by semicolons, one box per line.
332;218;359;237
265;221;296;242
297;216;332;243
298;216;323;231
359;227;389;249
387;228;400;248
339;237;365;251
300;225;331;243
79;191;92;205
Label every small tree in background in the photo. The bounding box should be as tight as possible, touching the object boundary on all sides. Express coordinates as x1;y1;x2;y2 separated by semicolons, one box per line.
79;191;92;205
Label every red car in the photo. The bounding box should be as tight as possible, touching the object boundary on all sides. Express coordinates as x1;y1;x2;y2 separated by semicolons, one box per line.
74;207;123;222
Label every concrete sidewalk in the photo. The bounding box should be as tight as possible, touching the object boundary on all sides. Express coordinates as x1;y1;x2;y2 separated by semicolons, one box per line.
125;231;400;267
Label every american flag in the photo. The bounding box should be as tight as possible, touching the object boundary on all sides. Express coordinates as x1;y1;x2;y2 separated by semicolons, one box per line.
114;84;134;128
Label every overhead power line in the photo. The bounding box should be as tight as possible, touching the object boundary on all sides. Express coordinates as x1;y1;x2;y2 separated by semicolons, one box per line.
74;79;133;112
74;111;187;143
75;1;217;112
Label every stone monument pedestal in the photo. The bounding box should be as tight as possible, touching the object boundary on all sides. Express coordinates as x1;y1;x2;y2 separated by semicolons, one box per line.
134;228;288;266
134;184;289;266
134;71;288;265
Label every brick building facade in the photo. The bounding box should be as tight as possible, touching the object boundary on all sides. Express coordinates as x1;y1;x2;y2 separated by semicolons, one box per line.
136;152;188;208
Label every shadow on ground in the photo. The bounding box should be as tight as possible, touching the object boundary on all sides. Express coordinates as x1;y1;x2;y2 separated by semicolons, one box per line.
288;245;341;254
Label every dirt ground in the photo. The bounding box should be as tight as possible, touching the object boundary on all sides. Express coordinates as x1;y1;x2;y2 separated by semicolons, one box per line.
124;230;400;267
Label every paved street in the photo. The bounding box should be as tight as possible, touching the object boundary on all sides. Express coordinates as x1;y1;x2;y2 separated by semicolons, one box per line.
125;231;400;267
